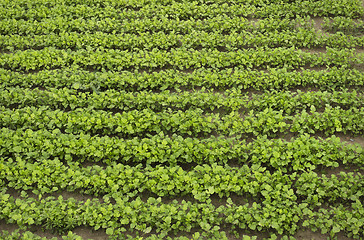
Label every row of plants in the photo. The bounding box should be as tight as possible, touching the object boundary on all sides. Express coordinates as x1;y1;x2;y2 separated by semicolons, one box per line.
0;189;362;238
2;28;364;52
1;156;362;204
1;106;363;137
248;0;363;18
1;66;363;91
0;229;261;240
1;0;362;22
0;16;306;36
3;0;359;10
1;128;362;170
0;2;257;21
0;0;293;8
1;87;363;114
0;230;84;240
323;16;364;35
0;47;361;71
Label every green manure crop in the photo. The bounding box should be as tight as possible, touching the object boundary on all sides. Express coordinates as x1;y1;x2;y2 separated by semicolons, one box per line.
0;0;364;239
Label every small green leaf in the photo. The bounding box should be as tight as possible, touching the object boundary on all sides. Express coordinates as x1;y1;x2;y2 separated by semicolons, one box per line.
27;218;35;225
144;227;152;233
193;232;200;239
73;83;80;89
12;214;22;221
106;228;114;235
332;225;340;233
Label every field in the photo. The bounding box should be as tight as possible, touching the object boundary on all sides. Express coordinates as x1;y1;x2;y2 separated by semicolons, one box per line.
0;0;364;239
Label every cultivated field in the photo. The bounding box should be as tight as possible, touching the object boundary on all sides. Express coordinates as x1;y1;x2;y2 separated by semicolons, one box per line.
0;0;364;239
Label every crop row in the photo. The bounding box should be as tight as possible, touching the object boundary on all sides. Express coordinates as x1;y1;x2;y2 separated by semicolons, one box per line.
2;29;364;52
0;229;259;240
0;0;294;8
2;106;364;137
0;229;85;240
0;3;257;21
1;67;363;91
0;16;306;36
1;156;363;204
0;47;361;72
0;190;362;238
2;229;294;240
3;13;364;38
323;17;364;35
1;128;362;170
1;87;363;114
1;0;362;22
3;0;360;11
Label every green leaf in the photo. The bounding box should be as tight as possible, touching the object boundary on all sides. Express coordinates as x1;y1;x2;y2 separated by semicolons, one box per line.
144;227;152;234
193;232;200;239
332;225;340;233
12;214;22;221
165;216;171;224
106;228;114;235
27;218;35;225
73;82;80;89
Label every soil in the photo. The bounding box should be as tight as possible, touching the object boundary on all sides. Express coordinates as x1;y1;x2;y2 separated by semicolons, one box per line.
335;133;364;147
311;17;327;36
293;229;353;240
73;226;108;240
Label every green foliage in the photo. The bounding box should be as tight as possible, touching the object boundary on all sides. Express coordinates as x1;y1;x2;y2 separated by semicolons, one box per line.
323;17;364;35
0;190;363;238
1;0;364;239
1;46;363;72
1;87;363;114
0;229;84;240
2;28;364;51
2;66;364;91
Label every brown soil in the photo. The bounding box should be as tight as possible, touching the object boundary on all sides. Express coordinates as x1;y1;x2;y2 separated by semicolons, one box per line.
301;47;327;54
333;133;364;147
320;163;364;177
312;17;324;31
73;226;108;240
294;229;353;240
